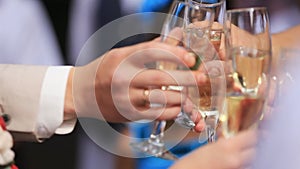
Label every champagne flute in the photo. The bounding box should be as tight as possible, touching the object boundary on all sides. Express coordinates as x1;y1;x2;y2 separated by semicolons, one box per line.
159;0;213;129
161;0;227;143
190;0;226;143
220;7;272;138
131;0;225;159
130;0;209;160
159;0;226;143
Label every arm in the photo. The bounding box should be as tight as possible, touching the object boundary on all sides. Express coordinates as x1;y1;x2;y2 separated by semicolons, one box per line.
271;24;300;72
1;40;206;141
0;64;74;141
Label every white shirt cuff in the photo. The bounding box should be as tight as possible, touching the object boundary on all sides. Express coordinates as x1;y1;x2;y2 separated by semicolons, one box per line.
34;66;76;140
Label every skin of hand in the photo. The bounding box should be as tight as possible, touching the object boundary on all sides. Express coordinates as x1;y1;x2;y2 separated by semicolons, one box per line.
170;129;258;169
271;24;300;74
64;40;207;128
263;24;300;121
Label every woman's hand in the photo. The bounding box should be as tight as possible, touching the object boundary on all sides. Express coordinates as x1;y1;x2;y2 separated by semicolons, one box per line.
171;129;258;169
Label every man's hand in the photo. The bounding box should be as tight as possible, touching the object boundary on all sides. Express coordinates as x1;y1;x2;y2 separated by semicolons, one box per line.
65;40;209;124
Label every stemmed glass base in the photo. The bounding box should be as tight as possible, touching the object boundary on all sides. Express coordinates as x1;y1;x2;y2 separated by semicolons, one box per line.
163;85;196;129
130;121;179;161
175;111;196;129
130;133;179;160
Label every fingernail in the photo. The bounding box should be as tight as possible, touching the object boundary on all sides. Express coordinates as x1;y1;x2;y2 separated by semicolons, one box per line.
184;52;196;66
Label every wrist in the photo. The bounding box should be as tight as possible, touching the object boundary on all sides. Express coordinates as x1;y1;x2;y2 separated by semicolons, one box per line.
64;67;76;120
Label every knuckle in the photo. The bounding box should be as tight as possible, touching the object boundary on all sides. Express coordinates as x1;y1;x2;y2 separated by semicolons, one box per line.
143;41;157;50
108;48;122;59
154;74;166;83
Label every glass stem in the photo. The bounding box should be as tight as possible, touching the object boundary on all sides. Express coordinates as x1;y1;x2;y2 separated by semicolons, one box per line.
150;121;166;143
207;126;216;143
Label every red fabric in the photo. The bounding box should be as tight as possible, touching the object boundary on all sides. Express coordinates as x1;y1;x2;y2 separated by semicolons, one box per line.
11;164;19;169
0;117;19;169
0;116;7;130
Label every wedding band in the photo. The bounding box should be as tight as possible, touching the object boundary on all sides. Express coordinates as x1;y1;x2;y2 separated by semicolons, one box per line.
143;89;150;106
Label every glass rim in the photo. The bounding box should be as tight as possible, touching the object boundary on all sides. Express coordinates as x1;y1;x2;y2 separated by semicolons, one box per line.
174;0;225;8
226;7;267;13
192;0;225;8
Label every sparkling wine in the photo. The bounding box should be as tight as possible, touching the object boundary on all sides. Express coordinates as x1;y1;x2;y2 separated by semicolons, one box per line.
187;74;222;122
210;29;223;52
188;83;212;112
220;92;265;138
232;47;269;94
